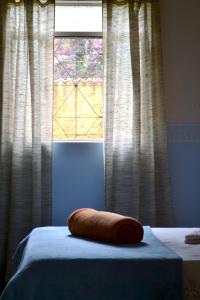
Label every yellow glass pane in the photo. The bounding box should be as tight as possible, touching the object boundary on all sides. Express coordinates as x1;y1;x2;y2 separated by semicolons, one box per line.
53;83;75;116
53;80;103;140
77;81;103;118
76;117;103;140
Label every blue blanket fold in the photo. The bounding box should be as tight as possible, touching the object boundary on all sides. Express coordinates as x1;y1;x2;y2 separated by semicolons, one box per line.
0;226;183;300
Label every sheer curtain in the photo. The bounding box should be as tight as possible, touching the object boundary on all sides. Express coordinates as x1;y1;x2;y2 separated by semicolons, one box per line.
0;0;54;287
103;0;173;226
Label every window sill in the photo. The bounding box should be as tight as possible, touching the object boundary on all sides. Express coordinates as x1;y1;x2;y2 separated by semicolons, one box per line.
53;140;104;143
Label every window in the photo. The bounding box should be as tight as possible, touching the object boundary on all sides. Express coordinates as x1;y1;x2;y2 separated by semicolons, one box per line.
54;1;103;141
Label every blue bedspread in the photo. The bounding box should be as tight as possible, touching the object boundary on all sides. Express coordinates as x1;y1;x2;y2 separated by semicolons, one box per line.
0;226;183;300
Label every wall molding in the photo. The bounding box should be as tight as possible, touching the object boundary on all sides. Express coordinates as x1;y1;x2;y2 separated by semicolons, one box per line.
167;123;200;143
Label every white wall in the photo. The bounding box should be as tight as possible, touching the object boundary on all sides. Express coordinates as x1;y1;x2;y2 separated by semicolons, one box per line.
160;0;200;226
160;0;200;122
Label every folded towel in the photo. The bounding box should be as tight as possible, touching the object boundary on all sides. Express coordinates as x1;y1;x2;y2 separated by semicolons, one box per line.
67;208;144;244
185;230;200;244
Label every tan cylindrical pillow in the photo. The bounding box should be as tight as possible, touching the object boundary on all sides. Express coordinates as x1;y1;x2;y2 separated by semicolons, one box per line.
67;208;144;244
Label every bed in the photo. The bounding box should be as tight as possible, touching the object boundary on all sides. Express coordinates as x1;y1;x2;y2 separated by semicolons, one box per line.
152;228;200;300
0;226;183;300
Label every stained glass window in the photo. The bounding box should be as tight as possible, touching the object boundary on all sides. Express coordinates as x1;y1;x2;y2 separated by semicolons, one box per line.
53;38;103;140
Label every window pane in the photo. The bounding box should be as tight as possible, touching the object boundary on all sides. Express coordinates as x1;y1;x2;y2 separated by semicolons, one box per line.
55;5;102;33
54;38;103;141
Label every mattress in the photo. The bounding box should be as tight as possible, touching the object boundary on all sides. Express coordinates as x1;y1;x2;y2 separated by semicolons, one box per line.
0;226;182;300
152;228;200;300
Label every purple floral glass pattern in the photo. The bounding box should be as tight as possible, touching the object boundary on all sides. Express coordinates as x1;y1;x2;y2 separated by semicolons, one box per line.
54;38;103;83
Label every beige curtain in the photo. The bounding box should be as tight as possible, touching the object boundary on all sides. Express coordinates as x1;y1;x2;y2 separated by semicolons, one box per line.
103;0;173;226
0;0;54;288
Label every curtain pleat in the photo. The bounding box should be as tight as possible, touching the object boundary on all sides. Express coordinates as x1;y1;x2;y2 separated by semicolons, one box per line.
0;0;54;287
103;0;173;227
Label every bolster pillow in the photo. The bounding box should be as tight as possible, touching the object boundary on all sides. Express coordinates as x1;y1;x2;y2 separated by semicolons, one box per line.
67;208;144;244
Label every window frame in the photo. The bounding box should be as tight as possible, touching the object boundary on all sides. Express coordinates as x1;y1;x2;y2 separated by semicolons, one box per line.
54;1;103;142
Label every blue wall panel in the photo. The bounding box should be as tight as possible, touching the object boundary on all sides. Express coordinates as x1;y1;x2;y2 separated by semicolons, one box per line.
168;124;200;226
52;125;200;227
169;143;200;226
52;142;105;225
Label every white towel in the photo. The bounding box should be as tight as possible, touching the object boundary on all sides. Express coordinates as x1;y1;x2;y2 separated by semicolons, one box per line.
185;230;200;244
